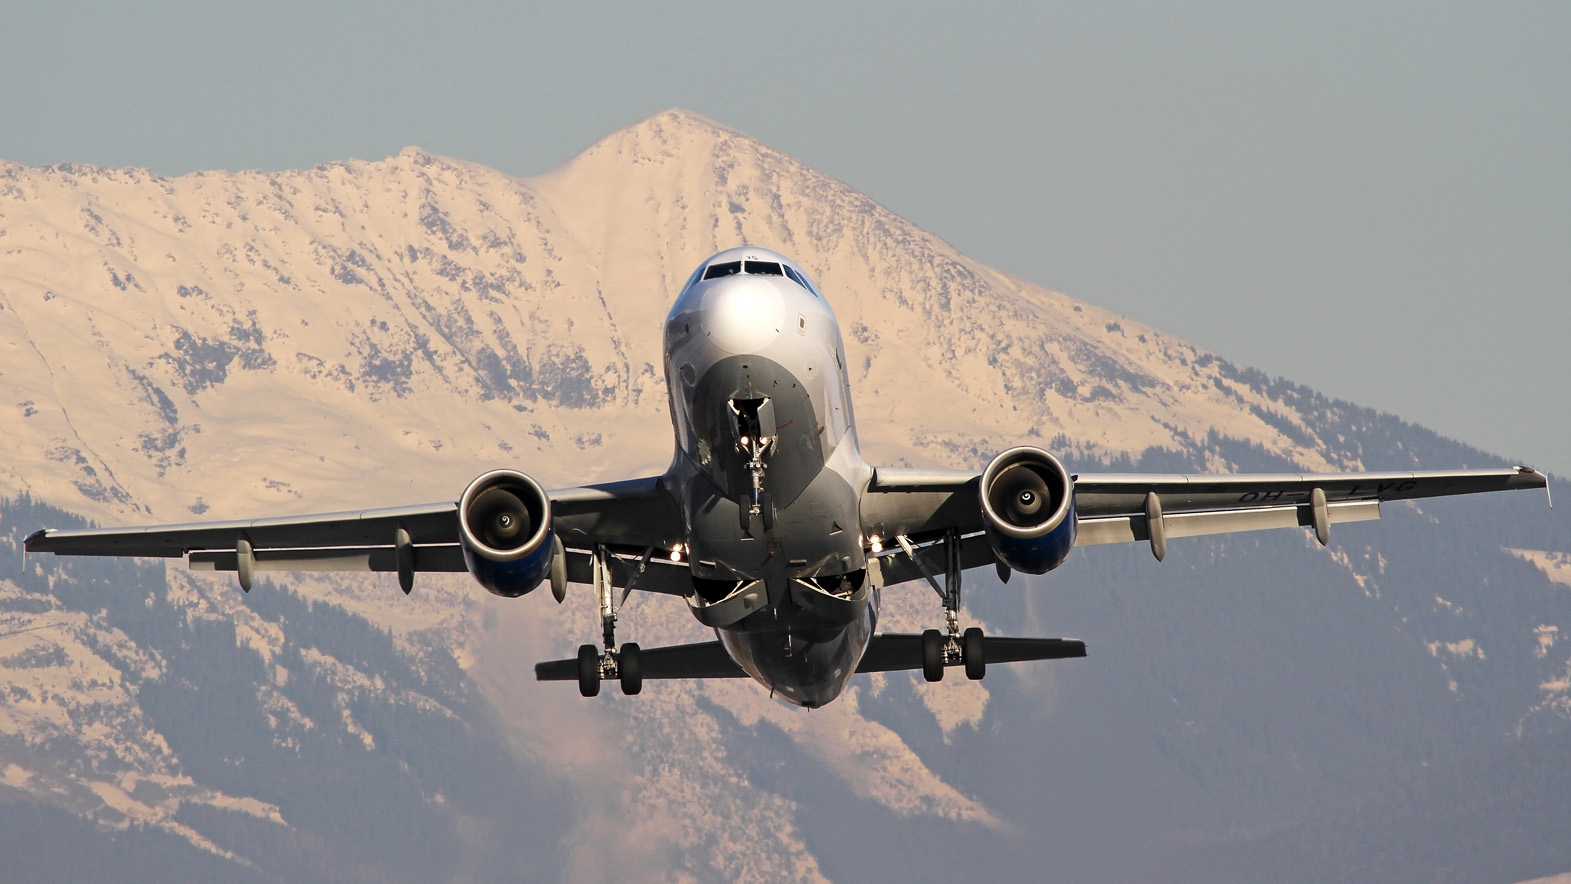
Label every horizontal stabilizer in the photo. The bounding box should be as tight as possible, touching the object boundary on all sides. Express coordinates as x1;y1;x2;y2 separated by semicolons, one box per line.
535;641;747;681
534;634;1086;682
857;634;1087;672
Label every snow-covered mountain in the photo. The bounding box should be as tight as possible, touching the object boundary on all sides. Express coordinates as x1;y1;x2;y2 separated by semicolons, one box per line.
0;109;1366;523
0;110;1566;883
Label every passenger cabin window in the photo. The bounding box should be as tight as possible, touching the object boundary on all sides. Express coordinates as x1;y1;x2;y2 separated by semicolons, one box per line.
703;261;742;279
744;260;784;276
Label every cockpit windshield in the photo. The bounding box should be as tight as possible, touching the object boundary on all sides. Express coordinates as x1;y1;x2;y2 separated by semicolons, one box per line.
703;261;743;280
696;256;820;298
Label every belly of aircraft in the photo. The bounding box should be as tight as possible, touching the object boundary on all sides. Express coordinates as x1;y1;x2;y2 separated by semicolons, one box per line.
718;601;877;708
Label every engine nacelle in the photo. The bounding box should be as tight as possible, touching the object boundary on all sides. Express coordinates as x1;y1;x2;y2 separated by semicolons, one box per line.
458;469;556;598
979;447;1077;575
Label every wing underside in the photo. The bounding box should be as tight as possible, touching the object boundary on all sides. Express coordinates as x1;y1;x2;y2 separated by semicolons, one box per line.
24;475;691;595
860;465;1548;582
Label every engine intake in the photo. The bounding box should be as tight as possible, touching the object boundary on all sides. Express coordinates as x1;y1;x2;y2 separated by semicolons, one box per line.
980;447;1076;574
458;469;556;598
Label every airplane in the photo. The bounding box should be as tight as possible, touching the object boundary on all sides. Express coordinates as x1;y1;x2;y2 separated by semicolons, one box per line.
26;246;1549;708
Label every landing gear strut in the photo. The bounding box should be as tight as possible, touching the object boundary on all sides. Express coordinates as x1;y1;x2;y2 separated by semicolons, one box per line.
731;397;778;536
907;529;986;682
739;438;775;534
575;545;644;697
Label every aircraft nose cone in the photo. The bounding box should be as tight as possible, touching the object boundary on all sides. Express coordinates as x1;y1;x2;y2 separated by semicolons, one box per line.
701;277;784;354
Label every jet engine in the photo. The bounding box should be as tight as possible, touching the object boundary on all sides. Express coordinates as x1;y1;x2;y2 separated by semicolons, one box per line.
458;469;556;598
979;446;1077;575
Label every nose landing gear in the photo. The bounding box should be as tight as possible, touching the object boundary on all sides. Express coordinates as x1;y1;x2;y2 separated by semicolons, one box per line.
731;397;777;535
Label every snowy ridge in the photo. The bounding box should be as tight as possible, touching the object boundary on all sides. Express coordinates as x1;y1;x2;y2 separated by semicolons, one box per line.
0;110;1350;529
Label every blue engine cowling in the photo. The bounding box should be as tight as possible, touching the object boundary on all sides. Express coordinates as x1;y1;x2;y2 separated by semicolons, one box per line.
979;447;1076;575
458;469;556;598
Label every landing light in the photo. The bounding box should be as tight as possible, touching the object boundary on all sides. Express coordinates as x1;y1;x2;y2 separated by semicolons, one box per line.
869;535;883;553
670;544;685;563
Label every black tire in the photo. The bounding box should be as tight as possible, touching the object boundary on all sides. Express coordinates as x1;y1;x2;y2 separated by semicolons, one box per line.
921;629;945;682
577;644;601;698
963;627;986;680
619;643;643;696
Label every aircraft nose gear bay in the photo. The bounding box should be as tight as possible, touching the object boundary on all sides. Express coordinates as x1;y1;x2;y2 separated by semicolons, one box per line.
24;246;1549;708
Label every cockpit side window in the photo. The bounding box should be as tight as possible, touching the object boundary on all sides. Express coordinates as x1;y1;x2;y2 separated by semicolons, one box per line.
781;265;817;297
796;267;825;298
678;264;705;299
744;260;784;276
703;261;743;280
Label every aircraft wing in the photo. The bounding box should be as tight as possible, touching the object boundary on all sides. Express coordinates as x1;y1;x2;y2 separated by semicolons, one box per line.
861;464;1548;577
1070;467;1548;549
24;475;691;595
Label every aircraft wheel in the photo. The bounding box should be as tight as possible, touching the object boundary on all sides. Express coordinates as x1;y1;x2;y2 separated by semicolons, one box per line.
921;629;945;682
577;644;601;698
963;627;986;681
619;643;643;696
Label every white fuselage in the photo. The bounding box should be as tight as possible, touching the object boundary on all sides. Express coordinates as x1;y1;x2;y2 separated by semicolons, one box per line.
661;247;875;707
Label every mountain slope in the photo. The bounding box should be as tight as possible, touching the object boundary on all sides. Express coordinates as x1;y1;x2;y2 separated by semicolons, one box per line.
0;109;1566;882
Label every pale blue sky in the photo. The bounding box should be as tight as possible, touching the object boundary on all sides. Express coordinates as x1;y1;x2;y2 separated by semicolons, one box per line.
3;1;1565;474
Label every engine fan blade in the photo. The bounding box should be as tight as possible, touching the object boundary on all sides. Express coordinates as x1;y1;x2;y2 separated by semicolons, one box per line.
989;463;1052;527
471;487;532;549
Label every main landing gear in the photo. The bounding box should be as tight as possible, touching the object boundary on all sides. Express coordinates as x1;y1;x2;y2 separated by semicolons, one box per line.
907;529;987;683
576;642;641;697
576;545;644;697
920;626;985;683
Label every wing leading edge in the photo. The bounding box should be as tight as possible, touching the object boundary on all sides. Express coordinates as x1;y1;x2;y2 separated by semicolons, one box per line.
861;465;1548;573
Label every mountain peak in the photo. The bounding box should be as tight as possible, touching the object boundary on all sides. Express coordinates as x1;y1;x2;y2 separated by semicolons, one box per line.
541;107;766;184
608;107;748;148
635;107;736;135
